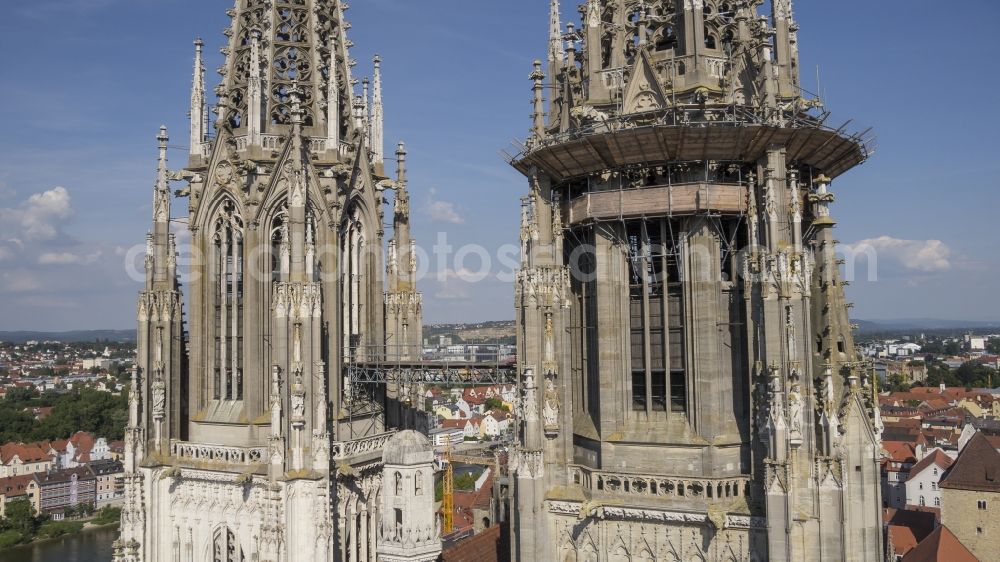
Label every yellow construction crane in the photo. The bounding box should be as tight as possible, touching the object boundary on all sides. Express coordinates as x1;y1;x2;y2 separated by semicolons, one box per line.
442;436;454;534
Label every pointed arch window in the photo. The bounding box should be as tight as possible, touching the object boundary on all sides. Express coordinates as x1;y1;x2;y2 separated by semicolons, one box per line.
271;208;289;283
654;26;677;52
341;209;368;358
213;527;244;562
213;200;245;401
415;470;424;496
704;28;718;50
394;471;403;496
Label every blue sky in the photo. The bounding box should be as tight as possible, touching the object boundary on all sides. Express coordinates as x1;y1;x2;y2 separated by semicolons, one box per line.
0;0;998;331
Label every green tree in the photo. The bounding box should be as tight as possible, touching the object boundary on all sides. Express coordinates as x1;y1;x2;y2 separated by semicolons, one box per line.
987;338;1000;355
28;367;55;378
0;407;36;443
886;374;911;393
955;362;994;388
484;397;510;413
0;530;23;548
3;386;35;405
0;499;39;537
925;363;960;388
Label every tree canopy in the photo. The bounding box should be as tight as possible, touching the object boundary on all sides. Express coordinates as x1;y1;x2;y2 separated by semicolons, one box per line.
0;388;126;443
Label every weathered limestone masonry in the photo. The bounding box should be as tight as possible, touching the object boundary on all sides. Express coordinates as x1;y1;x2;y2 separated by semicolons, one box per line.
510;1;883;561
375;431;442;562
114;1;421;561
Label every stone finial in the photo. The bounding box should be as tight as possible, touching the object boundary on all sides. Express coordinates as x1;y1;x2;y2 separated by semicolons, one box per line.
395;141;406;187
548;0;562;69
530;61;546;141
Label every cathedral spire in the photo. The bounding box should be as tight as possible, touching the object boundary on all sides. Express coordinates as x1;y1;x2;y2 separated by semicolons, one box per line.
530;61;546;142
547;0;562;75
215;0;362;143
246;30;263;145
188;39;205;158
371;56;384;165
391;141;412;289
150;124;173;291
288;89;308;283
326;32;340;150
154;126;170;225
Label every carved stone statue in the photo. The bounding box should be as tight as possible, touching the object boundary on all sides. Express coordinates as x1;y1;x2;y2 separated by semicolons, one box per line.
290;371;305;424
151;376;166;420
787;378;803;443
522;367;538;422
270;365;282;403
543;376;560;432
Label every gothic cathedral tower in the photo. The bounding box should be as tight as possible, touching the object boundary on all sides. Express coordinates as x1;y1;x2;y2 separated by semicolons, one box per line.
115;1;420;561
510;1;882;561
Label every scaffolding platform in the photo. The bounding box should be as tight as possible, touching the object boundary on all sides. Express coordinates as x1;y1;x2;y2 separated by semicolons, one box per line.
345;361;517;387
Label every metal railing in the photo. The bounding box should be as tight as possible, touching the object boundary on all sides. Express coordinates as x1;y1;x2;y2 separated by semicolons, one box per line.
344;344;517;387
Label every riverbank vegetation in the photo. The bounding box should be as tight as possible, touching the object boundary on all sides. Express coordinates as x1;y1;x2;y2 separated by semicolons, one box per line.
0;499;120;547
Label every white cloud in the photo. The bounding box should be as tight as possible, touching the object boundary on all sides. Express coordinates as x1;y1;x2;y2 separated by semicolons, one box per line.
0;269;42;293
437;267;484;283
422;189;465;224
38;251;102;265
842;236;951;274
0;186;74;242
433;285;471;301
425;201;464;224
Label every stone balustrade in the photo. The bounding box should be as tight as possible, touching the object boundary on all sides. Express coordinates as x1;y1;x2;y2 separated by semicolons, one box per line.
169;440;266;465
571;466;750;502
198;136;352;158
332;431;396;461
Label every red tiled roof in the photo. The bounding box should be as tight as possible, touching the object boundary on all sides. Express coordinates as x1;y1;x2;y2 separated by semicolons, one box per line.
441;525;507;562
889;524;920;558
900;524;978;562
883;441;918;464
487;409;510;422
454;474;493;513
33;466;95;486
0;474;36;499
884;506;939;541
909;449;954;479
69;431;96;455
941;432;1000;492
0;442;53;464
887;419;923;430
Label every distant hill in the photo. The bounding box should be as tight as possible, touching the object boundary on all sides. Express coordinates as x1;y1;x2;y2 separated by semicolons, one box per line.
855;319;1000;333
0;330;137;344
424;320;516;344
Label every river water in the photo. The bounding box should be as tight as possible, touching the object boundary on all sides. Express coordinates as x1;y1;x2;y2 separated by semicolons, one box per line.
0;526;117;562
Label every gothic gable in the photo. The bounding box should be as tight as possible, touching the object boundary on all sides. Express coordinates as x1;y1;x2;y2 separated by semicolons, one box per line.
253;138;330;226
623;50;669;115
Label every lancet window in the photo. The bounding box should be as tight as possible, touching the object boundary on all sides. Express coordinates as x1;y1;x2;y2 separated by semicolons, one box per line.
341;209;368;359
213;200;245;401
271;208;290;283
625;218;686;416
213;527;244;562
